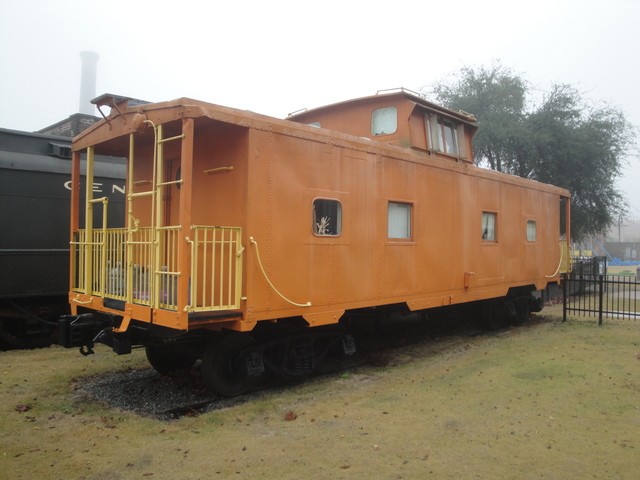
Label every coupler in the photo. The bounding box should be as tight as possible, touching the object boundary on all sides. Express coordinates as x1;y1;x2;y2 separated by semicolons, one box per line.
58;313;131;356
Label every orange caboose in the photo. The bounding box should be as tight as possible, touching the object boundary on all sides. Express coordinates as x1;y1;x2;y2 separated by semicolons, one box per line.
59;90;570;396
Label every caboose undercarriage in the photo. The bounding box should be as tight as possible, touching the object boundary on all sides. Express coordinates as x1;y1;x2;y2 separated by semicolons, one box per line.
59;308;358;397
59;287;542;397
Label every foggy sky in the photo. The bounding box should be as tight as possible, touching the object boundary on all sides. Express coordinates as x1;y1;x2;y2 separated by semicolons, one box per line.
1;0;638;215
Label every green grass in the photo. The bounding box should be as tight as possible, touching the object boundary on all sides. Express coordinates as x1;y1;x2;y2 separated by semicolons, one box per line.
607;265;640;276
1;315;639;479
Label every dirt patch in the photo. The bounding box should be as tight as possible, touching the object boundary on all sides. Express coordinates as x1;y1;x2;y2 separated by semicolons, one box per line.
74;368;219;419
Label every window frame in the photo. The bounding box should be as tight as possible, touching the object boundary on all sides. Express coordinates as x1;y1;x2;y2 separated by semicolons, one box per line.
312;198;343;237
426;113;460;157
372;106;398;136
526;220;537;242
481;211;498;242
387;201;413;240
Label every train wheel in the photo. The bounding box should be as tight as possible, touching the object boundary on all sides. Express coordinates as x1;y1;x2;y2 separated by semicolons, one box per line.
201;334;261;397
145;344;198;375
0;320;11;350
512;297;532;325
481;299;513;330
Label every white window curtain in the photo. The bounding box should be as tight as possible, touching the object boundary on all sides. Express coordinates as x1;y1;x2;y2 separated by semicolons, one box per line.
482;212;497;241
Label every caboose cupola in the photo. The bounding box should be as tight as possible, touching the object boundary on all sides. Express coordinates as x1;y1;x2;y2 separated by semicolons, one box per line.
287;88;478;163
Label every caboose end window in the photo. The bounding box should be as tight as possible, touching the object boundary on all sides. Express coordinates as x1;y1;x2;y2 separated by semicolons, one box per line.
388;202;412;239
313;199;342;236
372;107;398;136
482;212;497;241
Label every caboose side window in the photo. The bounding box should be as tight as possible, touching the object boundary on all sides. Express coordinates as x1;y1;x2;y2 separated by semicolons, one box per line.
482;212;497;241
372;107;398;136
526;220;537;242
313;199;342;236
427;114;460;156
388;202;412;239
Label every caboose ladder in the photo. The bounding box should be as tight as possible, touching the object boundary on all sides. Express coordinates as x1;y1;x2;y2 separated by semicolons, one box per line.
126;123;184;311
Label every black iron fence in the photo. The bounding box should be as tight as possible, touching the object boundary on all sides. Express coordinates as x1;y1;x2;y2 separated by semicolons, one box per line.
562;257;640;324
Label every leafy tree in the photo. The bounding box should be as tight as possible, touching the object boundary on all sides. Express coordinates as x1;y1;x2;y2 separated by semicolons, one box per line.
430;64;529;173
428;65;636;241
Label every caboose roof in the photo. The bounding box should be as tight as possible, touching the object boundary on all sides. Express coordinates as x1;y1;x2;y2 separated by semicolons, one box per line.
287;88;478;126
71;93;568;198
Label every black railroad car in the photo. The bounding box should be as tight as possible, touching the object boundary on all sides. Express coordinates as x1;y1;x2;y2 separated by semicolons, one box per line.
0;127;125;347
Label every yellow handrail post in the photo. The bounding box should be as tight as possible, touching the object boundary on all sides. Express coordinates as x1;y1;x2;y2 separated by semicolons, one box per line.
126;133;135;304
153;124;165;309
235;229;243;307
560;240;570;274
88;197;109;295
101;198;108;295
84;146;95;295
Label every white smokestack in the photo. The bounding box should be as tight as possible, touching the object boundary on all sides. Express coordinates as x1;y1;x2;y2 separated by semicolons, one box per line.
79;51;99;115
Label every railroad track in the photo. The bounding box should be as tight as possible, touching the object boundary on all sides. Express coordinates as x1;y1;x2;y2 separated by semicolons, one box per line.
74;313;533;419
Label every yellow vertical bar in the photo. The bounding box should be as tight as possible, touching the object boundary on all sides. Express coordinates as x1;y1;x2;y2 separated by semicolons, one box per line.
73;231;80;291
100;199;108;295
170;229;176;308
215;229;219;307
220;229;225;307
152;125;164;309
92;233;98;295
227;228;233;307
210;228;218;307
190;227;198;309
146;227;151;304
126;134;135;304
173;228;178;308
84;146;95;295
117;229;121;297
235;229;242;309
204;228;209;306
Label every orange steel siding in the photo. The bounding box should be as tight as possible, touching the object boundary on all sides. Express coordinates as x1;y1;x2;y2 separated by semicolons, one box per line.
190;124;249;226
240;125;563;327
69;97;567;333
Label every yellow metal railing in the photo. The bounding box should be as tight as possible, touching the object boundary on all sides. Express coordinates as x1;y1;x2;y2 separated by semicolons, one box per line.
156;226;180;310
189;226;243;312
546;239;571;278
71;229;87;293
72;226;243;313
560;240;571;274
124;227;154;307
